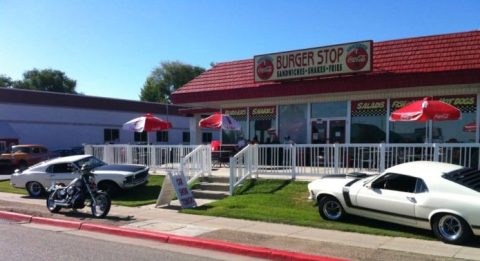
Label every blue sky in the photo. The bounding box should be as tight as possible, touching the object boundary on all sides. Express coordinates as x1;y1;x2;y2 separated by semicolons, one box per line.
1;0;479;101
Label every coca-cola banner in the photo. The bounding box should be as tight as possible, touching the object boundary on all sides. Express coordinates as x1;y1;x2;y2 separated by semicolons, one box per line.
254;41;372;82
351;99;386;117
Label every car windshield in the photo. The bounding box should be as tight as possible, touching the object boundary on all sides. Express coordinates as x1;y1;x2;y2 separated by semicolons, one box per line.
12;146;30;153
74;156;107;169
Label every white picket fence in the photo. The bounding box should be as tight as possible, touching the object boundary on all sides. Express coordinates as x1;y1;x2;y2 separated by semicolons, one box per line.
84;144;211;183
85;143;480;195
229;143;480;194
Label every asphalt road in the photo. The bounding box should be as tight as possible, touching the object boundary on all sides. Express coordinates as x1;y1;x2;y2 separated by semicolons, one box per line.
0;219;262;261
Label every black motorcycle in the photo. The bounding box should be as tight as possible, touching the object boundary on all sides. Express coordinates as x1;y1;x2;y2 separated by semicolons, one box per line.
46;164;111;218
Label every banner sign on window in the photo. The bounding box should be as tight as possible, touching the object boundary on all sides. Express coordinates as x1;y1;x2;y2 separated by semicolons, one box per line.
391;95;476;113
222;108;247;120
254;41;373;82
435;95;476;113
351;99;386;117
249;106;276;120
390;97;424;111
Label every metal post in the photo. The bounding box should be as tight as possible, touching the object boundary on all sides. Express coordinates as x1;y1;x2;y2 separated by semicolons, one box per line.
379;143;386;173
229;157;235;195
291;144;297;180
126;145;133;164
433;143;440;162
151;145;157;172
334;143;339;174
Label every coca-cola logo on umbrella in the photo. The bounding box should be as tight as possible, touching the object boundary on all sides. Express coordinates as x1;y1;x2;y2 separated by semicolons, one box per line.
346;44;369;71
256;56;274;80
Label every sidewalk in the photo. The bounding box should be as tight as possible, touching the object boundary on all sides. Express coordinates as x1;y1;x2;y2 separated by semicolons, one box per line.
0;192;479;260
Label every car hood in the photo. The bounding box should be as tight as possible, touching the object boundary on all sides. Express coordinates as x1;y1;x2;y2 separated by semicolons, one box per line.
92;164;148;175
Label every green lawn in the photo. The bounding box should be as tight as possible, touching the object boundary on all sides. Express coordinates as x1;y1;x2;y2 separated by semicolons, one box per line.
111;175;164;207
0;180;28;195
182;179;434;240
0;176;434;239
0;176;164;207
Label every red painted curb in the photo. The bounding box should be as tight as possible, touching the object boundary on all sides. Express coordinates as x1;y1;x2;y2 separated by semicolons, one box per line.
31;216;82;229
80;223;169;243
1;211;346;261
271;249;349;261
0;210;32;223
168;235;272;259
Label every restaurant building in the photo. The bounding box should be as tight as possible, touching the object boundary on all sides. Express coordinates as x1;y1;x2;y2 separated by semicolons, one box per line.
172;31;480;145
0;88;193;152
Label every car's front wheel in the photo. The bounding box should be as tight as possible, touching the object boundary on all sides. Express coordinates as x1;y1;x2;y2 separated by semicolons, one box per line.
26;181;45;197
432;213;472;244
318;196;344;221
97;181;120;197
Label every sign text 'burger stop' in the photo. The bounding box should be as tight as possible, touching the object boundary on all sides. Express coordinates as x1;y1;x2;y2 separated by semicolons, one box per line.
254;41;373;82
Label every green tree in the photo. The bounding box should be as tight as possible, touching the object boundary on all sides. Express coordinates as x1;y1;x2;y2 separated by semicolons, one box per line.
140;61;205;103
13;69;77;94
0;75;12;88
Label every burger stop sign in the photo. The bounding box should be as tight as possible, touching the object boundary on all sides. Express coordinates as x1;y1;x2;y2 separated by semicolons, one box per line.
254;41;373;82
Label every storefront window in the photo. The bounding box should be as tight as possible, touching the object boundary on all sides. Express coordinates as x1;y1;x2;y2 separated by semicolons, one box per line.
389;95;476;143
249;106;277;144
134;132;147;143
390;97;429;143
222;108;247;144
350;99;387;143
279;104;307;144
311;101;347;118
433;95;476;143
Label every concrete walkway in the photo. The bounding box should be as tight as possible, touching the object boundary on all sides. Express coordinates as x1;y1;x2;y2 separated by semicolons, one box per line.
0;191;479;260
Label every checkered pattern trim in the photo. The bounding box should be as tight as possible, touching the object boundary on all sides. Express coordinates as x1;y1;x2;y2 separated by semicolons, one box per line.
250;114;276;120
351;110;386;117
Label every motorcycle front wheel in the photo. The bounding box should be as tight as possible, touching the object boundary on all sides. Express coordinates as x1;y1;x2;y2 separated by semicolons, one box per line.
91;192;111;218
46;191;61;213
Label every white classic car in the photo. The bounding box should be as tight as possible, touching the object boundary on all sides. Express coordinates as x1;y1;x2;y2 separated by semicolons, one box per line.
10;155;149;197
308;161;480;244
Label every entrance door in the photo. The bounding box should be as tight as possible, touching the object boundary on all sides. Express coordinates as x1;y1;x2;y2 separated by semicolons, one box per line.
312;119;346;144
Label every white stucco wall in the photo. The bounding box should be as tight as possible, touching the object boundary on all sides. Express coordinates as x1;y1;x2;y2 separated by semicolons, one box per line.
0;103;191;149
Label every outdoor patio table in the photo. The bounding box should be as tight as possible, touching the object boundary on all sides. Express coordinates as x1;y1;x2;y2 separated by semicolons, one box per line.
211;150;232;168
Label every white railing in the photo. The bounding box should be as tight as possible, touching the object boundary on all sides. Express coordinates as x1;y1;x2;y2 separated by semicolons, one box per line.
229;145;258;194
180;145;212;184
229;143;480;193
84;144;198;172
86;143;480;196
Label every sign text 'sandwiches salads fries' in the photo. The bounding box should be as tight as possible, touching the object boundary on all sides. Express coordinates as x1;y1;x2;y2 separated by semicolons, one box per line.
254;41;373;82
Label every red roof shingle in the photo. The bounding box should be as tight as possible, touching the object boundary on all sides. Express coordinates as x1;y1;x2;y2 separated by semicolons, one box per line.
172;31;480;104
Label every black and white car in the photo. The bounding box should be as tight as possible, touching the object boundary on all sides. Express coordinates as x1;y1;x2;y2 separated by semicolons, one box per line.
10;155;149;197
308;161;480;244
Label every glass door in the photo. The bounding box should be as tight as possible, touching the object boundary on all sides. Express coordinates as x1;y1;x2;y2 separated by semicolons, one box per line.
311;119;346;144
329;120;346;143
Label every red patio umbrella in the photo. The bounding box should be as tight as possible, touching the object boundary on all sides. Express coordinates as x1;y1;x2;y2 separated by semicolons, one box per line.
123;113;172;143
390;97;461;122
389;97;461;142
199;113;241;130
123;113;172;132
